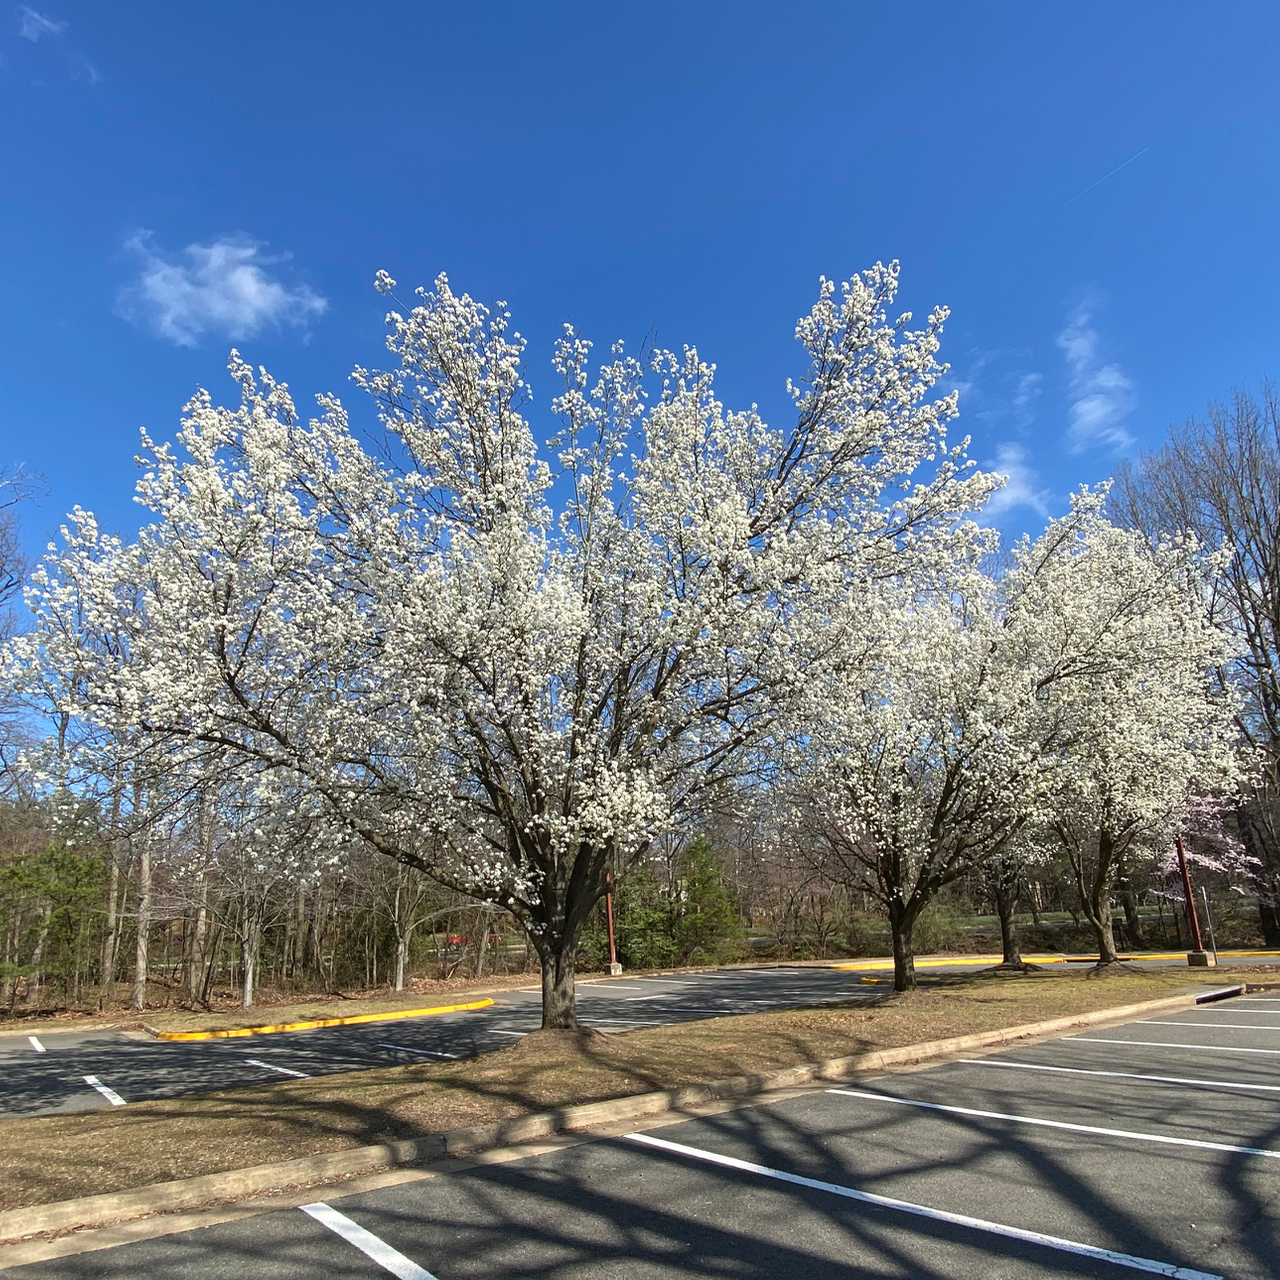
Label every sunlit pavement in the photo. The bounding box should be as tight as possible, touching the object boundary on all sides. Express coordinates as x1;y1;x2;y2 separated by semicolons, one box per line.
0;967;885;1118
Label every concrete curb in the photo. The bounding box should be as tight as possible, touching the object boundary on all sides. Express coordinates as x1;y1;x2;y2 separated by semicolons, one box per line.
0;986;1241;1244
143;997;495;1041
0;1022;123;1042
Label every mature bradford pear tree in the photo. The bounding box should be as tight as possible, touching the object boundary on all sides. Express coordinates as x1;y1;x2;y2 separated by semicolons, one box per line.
1016;494;1238;966
786;554;1042;992
12;264;995;1028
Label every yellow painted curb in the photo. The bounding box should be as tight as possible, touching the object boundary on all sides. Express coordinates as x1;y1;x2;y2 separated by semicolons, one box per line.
151;997;495;1041
832;955;1067;972
834;948;1280;972
1061;949;1280;963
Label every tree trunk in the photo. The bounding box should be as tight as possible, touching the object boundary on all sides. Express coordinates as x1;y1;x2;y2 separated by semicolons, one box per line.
475;909;490;979
1089;893;1120;963
24;903;52;1005
1027;881;1043;928
394;930;409;992
1117;865;1145;949
539;942;578;1028
130;838;152;1012
1259;896;1280;948
1088;831;1120;965
241;903;261;1009
200;917;223;1007
1067;826;1121;966
188;872;210;1003
888;901;918;992
391;876;414;992
100;849;120;1006
241;941;256;1009
994;877;1023;966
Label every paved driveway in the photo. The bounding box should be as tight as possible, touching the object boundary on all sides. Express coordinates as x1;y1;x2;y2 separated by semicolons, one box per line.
0;967;881;1118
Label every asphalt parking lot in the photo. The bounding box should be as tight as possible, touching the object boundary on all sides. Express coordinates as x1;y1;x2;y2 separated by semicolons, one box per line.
0;967;882;1118
6;987;1277;1278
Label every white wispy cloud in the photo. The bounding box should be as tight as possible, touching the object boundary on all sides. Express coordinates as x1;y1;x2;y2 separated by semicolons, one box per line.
116;233;328;348
1056;302;1135;453
982;442;1051;521
18;6;67;41
70;52;100;83
1009;371;1042;424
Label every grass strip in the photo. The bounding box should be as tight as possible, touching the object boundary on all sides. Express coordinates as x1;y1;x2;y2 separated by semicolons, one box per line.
0;967;1254;1213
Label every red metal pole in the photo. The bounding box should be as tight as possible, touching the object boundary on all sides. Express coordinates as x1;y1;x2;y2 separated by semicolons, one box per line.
1175;835;1205;953
605;874;618;968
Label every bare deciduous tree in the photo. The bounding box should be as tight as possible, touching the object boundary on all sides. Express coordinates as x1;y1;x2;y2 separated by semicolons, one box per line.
1114;384;1280;943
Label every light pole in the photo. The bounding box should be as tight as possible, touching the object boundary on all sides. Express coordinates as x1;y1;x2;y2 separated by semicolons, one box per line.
605;872;622;976
1175;835;1214;967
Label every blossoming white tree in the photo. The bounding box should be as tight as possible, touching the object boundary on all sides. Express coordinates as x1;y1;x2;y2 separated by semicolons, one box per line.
1013;494;1238;965
786;490;1237;988
10;263;997;1027
786;557;1041;991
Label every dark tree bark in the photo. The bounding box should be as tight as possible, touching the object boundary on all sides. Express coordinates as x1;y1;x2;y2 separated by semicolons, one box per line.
538;943;579;1028
888;900;919;992
1260;900;1280;948
511;839;614;1029
995;878;1023;966
1068;826;1121;966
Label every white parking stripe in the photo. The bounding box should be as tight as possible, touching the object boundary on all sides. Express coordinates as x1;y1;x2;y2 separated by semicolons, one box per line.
83;1075;125;1106
28;1036;45;1053
828;1089;1280;1160
959;1058;1280;1094
300;1202;437;1279
244;1058;310;1078
638;1007;735;1015
1139;1020;1280;1031
1166;1009;1280;1016
625;1132;1220;1279
377;1042;457;1058
491;1029;527;1036
1072;1037;1280;1056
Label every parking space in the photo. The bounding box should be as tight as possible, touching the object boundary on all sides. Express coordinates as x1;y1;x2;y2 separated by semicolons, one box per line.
0;967;880;1118
9;988;1278;1278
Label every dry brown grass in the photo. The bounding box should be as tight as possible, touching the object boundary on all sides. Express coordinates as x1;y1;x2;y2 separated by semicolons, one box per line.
0;965;1256;1213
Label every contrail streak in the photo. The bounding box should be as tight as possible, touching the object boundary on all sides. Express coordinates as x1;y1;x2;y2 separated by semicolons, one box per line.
1056;145;1151;211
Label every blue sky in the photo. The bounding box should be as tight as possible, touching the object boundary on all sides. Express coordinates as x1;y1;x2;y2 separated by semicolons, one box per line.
3;2;1279;563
